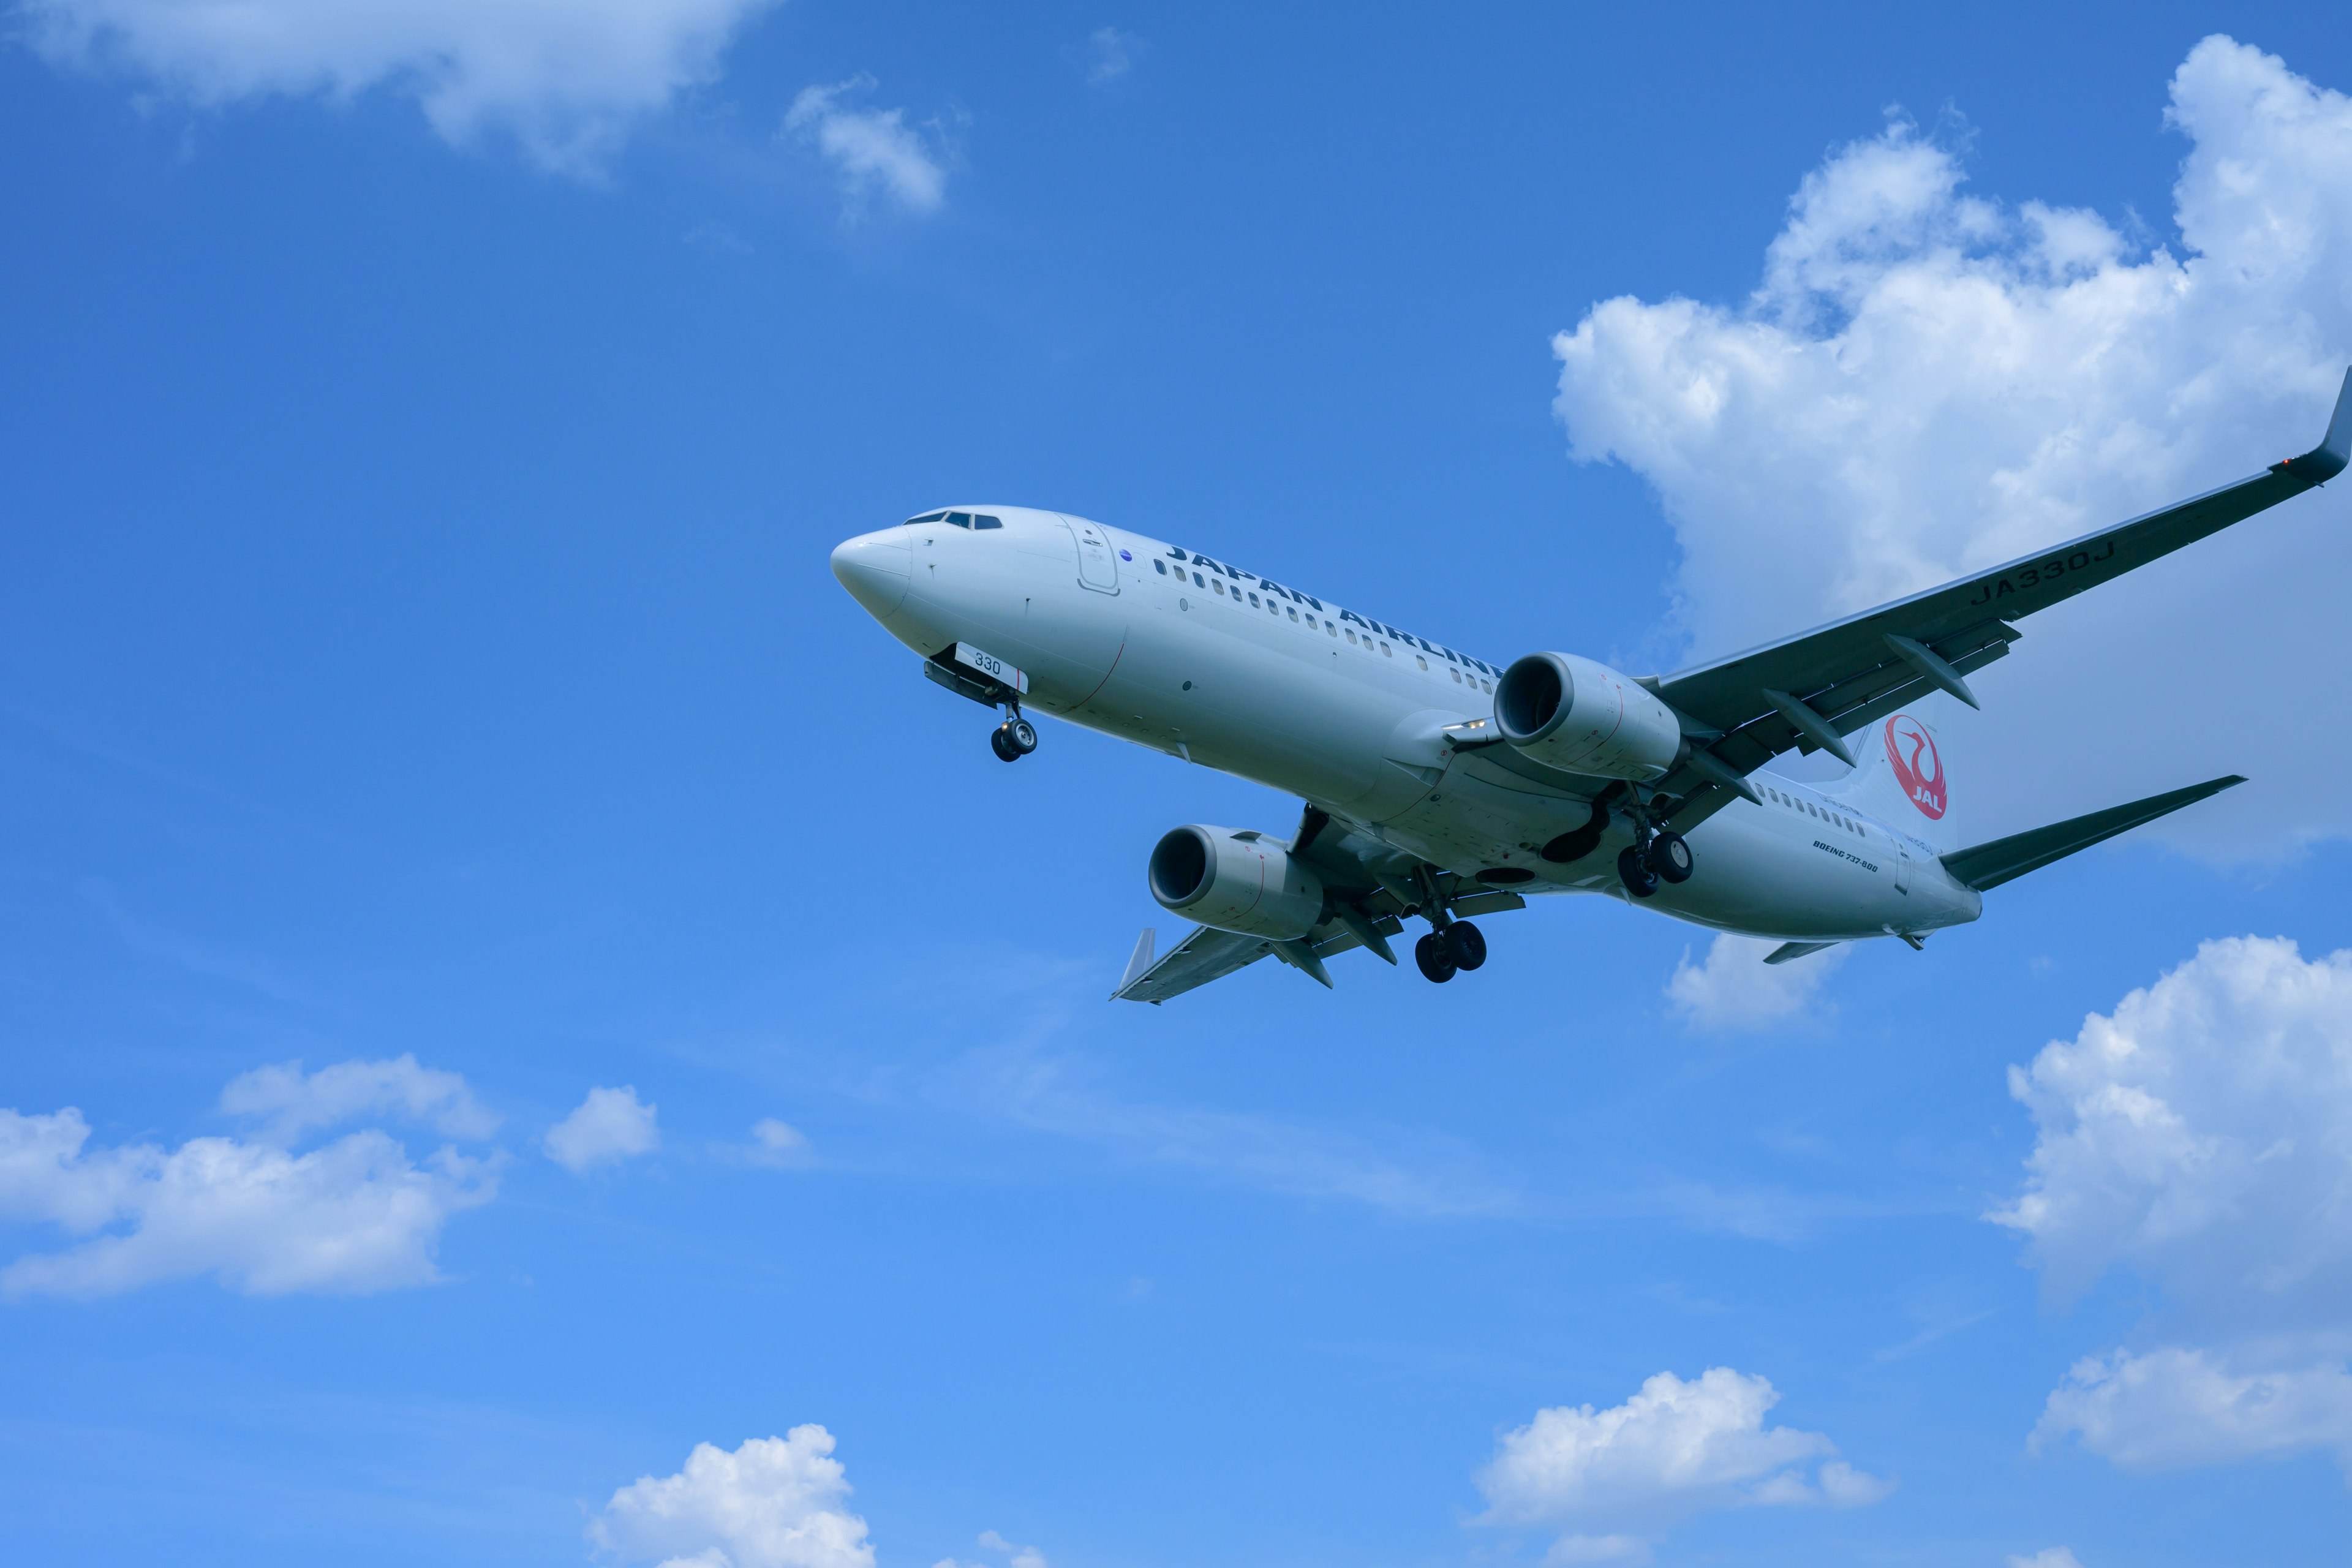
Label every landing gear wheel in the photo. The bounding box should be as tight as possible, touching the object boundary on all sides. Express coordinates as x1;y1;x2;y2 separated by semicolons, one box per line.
990;726;1020;762
1618;845;1659;899
1647;831;1694;884
1446;921;1487;971
1414;932;1458;983
1006;717;1038;755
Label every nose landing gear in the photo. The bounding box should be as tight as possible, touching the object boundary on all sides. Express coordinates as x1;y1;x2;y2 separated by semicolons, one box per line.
990;709;1038;762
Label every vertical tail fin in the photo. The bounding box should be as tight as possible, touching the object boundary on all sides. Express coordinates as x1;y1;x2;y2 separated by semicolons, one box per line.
1830;709;1961;852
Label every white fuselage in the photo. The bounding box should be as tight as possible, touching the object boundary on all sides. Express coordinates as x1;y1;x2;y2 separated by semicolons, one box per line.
833;507;1982;942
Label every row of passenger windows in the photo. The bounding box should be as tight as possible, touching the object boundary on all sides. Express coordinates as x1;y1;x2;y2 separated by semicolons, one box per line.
906;510;1003;529
1761;784;1864;837
1155;558;1496;693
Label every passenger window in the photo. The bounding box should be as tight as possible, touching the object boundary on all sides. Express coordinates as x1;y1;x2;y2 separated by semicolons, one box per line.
1193;572;1205;587
1481;679;1491;693
1415;655;1428;670
1381;644;1392;657
1155;559;1167;575
1248;593;1260;606
1290;609;1300;622
1450;668;1461;682
974;514;1003;529
1327;624;1337;637
1346;630;1357;644
946;511;973;527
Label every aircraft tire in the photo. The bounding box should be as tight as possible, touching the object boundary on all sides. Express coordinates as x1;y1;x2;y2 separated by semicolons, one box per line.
990;726;1020;762
1446;921;1487;971
1618;846;1659;899
1414;932;1457;983
1008;717;1039;754
1648;832;1694;884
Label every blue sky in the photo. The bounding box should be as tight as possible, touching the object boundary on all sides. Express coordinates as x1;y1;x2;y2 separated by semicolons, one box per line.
6;4;2352;1566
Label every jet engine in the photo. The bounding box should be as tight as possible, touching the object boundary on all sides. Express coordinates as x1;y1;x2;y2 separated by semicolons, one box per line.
1147;825;1326;941
1493;652;1683;781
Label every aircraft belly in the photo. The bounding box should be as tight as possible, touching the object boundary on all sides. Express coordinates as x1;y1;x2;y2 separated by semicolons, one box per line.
1654;807;1909;939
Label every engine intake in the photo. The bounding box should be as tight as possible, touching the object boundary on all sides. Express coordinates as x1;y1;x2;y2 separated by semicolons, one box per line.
1148;826;1326;941
1494;652;1682;782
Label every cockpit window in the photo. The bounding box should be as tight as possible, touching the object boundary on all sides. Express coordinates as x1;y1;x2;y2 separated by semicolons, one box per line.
973;514;1003;529
945;511;974;527
905;511;948;524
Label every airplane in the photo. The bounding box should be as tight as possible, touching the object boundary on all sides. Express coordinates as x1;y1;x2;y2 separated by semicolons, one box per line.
832;371;2351;1003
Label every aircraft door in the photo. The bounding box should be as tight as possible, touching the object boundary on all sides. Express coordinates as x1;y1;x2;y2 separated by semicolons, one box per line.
1064;516;1120;594
1893;842;1913;894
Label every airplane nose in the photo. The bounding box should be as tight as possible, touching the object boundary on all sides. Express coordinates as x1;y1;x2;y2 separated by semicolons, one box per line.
831;528;912;618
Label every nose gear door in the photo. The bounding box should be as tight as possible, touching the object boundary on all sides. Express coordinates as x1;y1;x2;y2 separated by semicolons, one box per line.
1063;516;1120;594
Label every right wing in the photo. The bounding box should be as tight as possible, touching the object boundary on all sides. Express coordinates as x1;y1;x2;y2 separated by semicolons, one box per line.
1643;369;2350;834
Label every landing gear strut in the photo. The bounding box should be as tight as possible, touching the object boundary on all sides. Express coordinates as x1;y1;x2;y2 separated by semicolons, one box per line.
1616;799;1695;899
1406;865;1488;984
990;708;1038;763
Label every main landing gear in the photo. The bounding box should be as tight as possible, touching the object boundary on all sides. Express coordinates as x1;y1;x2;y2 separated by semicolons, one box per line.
1408;865;1488;984
990;710;1038;763
1413;921;1487;984
1617;820;1695;900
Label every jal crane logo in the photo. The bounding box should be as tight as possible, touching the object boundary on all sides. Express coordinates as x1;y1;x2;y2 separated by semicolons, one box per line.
1883;714;1947;820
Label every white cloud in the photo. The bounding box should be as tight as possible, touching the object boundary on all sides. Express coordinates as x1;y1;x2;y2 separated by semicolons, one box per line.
219;1054;499;1144
783;76;949;215
545;1085;659;1174
1474;1368;1891;1558
2035;1347;2352;1470
0;1095;494;1299
1665;933;1849;1031
1991;935;2352;1322
591;1427;873;1568
2009;1552;2085;1568
976;1531;1046;1568
1551;36;2352;854
747;1118;812;1167
20;0;782;173
1074;28;1144;86
1992;935;2352;1472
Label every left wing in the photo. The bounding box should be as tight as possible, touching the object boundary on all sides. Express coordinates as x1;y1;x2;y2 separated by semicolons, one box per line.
1111;806;1526;1003
1644;368;2351;832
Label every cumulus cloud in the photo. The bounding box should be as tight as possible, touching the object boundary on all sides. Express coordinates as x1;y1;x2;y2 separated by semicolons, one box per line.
1551;36;2352;854
0;1078;496;1299
1993;935;2352;1472
1665;933;1849;1030
591;1427;873;1568
220;1054;499;1144
783;76;949;215
1474;1368;1891;1559
18;0;782;173
2035;1348;2352;1469
545;1085;659;1174
2009;1552;2085;1568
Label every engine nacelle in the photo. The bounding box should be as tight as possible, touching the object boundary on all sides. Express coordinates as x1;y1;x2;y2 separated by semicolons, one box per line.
1494;652;1683;782
1147;825;1326;941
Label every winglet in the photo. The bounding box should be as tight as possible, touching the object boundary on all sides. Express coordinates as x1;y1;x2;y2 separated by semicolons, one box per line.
1114;928;1156;1000
2282;366;2352;484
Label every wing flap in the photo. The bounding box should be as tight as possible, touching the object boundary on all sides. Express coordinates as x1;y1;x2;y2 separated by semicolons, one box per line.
1939;775;2247;892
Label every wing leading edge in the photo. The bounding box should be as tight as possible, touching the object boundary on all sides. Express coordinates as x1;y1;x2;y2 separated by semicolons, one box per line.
1643;369;2351;834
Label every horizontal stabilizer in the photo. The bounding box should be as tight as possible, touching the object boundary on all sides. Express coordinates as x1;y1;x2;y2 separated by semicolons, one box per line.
1940;775;2247;892
1765;940;1840;965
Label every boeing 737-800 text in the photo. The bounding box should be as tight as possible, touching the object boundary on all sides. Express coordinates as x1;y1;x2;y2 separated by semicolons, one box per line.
833;372;2351;1002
